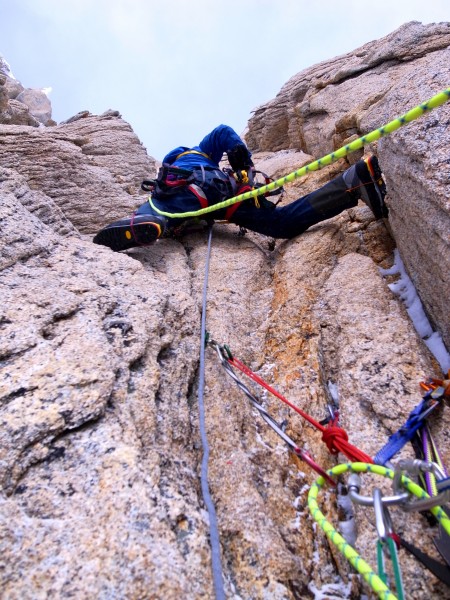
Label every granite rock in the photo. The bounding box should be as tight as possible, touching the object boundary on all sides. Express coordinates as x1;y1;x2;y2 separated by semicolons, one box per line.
0;113;158;233
15;89;53;126
1;23;449;600
245;21;450;349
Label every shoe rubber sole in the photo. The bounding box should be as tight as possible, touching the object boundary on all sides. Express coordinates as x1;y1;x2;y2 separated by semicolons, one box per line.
93;221;162;252
361;156;388;219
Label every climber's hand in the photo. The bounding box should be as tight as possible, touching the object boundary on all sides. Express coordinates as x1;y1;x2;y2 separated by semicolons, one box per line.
227;144;254;171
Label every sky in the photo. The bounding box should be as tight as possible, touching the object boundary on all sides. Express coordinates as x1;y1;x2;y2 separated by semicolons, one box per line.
0;0;449;160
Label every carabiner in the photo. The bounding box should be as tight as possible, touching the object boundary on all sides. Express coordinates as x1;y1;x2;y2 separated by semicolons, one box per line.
373;488;394;545
393;459;450;512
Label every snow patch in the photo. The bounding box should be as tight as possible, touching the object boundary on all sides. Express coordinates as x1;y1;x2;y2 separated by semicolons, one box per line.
327;381;339;405
380;249;450;373
0;56;16;79
308;578;352;599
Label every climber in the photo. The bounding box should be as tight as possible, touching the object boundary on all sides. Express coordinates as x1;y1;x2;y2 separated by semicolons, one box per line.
93;124;388;252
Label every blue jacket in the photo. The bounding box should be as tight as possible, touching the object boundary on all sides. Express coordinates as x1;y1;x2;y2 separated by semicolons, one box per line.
162;124;251;169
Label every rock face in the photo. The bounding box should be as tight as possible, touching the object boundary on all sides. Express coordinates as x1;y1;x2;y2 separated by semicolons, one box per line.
15;89;52;126
0;59;54;127
0;112;158;231
0;75;39;127
0;64;40;127
246;20;450;349
1;23;449;600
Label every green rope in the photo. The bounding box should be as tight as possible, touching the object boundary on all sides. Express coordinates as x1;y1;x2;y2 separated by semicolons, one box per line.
307;462;450;600
148;87;450;219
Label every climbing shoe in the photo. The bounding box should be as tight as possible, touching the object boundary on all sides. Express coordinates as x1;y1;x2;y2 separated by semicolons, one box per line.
93;213;167;251
343;156;388;219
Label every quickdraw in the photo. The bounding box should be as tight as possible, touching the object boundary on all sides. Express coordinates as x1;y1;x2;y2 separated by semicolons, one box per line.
208;339;336;486
209;340;372;464
394;458;450;578
373;373;450;578
308;461;450;600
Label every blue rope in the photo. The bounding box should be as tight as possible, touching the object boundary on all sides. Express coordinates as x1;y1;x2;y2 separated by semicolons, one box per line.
197;224;226;600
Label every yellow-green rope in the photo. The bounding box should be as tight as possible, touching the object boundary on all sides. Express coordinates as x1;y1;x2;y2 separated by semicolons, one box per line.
149;87;450;219
307;462;450;600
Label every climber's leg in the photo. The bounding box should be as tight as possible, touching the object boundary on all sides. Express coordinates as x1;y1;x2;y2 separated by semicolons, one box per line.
342;156;388;220
230;156;387;239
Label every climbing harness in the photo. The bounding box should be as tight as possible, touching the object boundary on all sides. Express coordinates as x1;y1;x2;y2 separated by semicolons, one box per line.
209;341;372;465
196;225;226;600
308;461;450;600
208;339;336;486
148;87;450;219
144;162;285;225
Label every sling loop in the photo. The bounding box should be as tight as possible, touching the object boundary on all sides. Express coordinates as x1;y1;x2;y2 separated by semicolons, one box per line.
308;462;450;600
421;425;448;497
197;225;226;600
417;426;450;570
397;534;450;586
176;149;211;161
148;87;450;219
349;462;450;587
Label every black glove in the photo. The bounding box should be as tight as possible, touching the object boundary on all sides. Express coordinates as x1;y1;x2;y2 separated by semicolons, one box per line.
227;144;254;171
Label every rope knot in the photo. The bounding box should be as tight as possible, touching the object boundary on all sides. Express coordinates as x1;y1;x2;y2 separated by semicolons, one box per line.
322;425;349;455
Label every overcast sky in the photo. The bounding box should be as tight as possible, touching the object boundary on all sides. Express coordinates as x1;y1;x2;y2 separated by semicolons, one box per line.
1;0;449;160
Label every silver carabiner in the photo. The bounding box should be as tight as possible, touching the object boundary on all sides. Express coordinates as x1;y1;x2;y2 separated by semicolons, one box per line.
393;459;450;512
373;488;394;545
348;473;409;507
